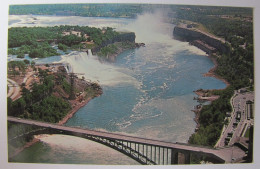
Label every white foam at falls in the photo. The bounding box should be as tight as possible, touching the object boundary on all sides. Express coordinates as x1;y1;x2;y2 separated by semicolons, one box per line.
87;49;93;57
119;11;207;56
60;51;140;87
122;11;174;44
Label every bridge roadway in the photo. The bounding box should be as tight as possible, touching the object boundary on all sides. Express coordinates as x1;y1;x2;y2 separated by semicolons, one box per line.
8;116;246;164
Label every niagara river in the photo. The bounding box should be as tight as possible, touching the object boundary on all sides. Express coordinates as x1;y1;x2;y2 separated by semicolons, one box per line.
8;13;226;164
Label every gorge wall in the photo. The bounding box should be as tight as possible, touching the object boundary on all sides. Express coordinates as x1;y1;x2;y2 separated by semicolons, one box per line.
173;26;230;55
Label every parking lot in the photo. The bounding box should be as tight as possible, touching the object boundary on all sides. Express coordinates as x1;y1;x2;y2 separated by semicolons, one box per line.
215;89;254;148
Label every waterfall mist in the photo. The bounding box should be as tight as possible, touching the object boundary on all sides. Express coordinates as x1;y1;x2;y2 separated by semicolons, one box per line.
61;51;139;87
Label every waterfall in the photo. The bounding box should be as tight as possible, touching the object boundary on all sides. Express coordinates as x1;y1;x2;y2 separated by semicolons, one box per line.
61;51;139;87
64;63;71;73
87;49;93;57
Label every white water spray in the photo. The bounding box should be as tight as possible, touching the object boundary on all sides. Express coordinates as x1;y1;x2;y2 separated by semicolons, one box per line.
122;10;173;43
61;51;139;87
120;10;207;56
87;49;93;57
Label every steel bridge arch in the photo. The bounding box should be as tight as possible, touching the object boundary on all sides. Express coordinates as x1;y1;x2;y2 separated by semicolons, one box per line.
9;126;175;165
8;117;229;165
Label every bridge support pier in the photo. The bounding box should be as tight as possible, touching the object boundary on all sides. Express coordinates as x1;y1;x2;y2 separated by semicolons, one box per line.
171;149;179;164
184;151;191;164
170;150;191;164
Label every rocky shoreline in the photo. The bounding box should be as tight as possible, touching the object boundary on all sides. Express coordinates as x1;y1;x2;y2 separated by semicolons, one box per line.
203;54;230;87
192;53;230;132
58;93;102;125
173;24;231;133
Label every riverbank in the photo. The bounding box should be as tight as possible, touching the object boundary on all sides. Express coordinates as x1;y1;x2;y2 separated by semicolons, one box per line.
58;96;97;125
8;62;103;158
203;54;230;87
188;48;234;147
192;53;230;133
9;88;102;160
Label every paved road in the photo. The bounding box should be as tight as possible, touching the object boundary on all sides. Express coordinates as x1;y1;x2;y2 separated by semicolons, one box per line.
7;71;35;100
8;116;246;163
216;90;254;147
23;71;34;84
177;24;226;43
7;78;20;100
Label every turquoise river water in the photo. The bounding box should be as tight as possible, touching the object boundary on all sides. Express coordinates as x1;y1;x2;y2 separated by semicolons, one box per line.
8;13;226;164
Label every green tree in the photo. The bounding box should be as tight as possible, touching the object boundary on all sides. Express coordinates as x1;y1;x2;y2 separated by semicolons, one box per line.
58;43;68;51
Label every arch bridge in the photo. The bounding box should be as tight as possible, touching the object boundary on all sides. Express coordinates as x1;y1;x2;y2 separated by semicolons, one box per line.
8;116;246;165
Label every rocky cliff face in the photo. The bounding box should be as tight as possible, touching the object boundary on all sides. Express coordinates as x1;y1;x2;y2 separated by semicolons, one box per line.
92;32;136;54
173;26;230;54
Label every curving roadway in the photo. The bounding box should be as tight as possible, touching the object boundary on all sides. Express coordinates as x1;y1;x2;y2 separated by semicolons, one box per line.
7;78;21;100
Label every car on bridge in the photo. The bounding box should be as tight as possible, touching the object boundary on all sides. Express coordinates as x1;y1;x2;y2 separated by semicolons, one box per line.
225;137;231;145
233;122;238;127
227;132;233;138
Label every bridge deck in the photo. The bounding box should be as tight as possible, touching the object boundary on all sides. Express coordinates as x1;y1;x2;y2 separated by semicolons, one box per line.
8;116;246;163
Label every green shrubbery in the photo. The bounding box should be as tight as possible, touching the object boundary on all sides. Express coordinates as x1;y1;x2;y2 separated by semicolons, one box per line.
97;42;136;57
98;44;118;57
58;43;68;52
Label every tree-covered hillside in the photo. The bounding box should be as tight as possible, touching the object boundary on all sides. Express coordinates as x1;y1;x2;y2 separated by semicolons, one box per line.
174;6;254;90
8;68;71;123
9;4;143;18
8;26;119;58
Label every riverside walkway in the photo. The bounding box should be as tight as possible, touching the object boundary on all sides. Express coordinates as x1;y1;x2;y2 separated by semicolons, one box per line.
8;116;246;165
